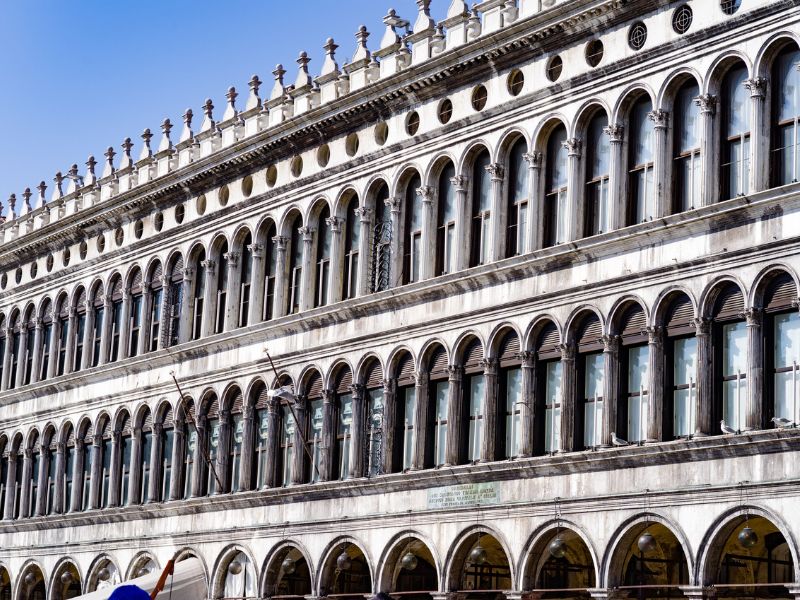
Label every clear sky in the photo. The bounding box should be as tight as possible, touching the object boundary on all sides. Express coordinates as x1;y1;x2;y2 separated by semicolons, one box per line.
0;1;453;209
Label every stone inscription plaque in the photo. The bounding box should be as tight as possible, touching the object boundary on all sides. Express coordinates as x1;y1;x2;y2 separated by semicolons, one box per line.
427;482;500;509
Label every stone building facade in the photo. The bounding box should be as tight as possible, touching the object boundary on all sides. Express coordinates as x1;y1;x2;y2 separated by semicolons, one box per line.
0;0;799;599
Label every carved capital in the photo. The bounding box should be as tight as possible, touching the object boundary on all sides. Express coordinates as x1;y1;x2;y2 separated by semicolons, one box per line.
382;378;395;394
23;448;33;460
56;442;66;454
272;235;289;251
224;251;240;268
414;370;429;386
692;317;711;336
693;94;717;116
182;267;195;280
561;137;582;157
523;151;543;168
480;357;499;375
646;325;664;345
517;350;535;367
201;259;216;273
447;364;464;380
152;422;164;435
349;383;365;398
602;124;624;143
354;207;373;222
485;162;504;181
648;109;669;129
248;243;264;258
298;226;314;242
744;77;768;99
558;343;575;362
325;216;343;233
385;196;402;213
741;308;763;327
602;334;620;353
415;185;434;202
450;175;468;191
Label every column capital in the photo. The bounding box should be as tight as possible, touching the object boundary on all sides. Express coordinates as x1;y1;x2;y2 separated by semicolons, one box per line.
561;137;582;157
182;266;195;280
694;94;717;115
485;162;504;181
646;325;664;345
447;364;464;381
480;357;499;375
523;150;543;168
744;77;768;99
93;434;103;447
450;175;469;192
692;317;711;335
648;109;669;129
224;251;240;267
385;196;402;213
741;307;763;326
416;185;434;202
414;370;429;386
201;259;216;273
152;422;164;435
23;448;33;460
34;317;44;330
517;350;535;367
602;334;620;353
298;226;314;242
349;383;365;398
602;123;624;143
354;207;373;222
55;442;66;454
382;378;395;394
325;216;343;233
272;235;289;250
559;343;575;362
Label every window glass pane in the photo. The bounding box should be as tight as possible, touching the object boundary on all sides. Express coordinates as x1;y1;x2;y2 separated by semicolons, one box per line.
677;82;701;152
230;415;244;492
337;394;353;479
627;345;649;442
367;388;384;477
434;381;449;466
309;399;324;483
505;368;522;458
627;345;649;394
725;65;750;137
631;98;654;165
583;353;604;448
162;429;173;499
722;322;748;430
403;387;416;470
774;312;800;422
467;374;485;462
588;113;610;178
410;178;423;232
474;152;492;213
183;425;196;499
545;361;562;452
547;126;569;190
439;163;456;223
206;421;220;495
510;139;527;204
777;49;800;123
584;352;604;399
281;404;295;486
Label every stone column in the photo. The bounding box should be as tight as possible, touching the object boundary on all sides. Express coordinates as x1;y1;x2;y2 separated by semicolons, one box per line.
348;384;366;479
223;251;241;331
562;138;582;242
108;429;122;507
417;185;435;280
299;226;315;312
355;207;373;297
745;308;763;430
486;163;505;262
745;77;768;194
445;366;464;466
271;236;289;319
98;297;113;364
524;151;543;252
138;287;151;356
291;397;307;485
694;94;717;207
120;291;134;360
3;451;17;519
238;405;255;492
46;317;59;379
217;410;233;493
263;399;280;488
326;216;344;304
602;124;624;231
646;326;665;442
559;344;577;452
169;426;184;501
247;244;265;325
34;447;48;516
451;175;469;271
178;267;195;344
0;328;11;390
381;379;396;474
148;423;162;503
601;335;620;447
200;260;217;337
88;435;103;509
412;371;430;470
128;428;143;505
191;416;206;497
385;196;402;288
518;351;536;457
63;308;77;375
19;449;32;518
648;109;669;219
70;441;85;512
80;301;94;371
320;391;335;481
481;358;499;461
693;318;713;436
52;443;66;514
14;326;29;388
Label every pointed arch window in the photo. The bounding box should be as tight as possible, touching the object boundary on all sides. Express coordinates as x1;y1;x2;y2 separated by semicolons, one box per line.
772;46;800;186
470;151;492;267
22;313;35;386
148;263;164;353
56;299;69;376
39;302;52;381
73;292;87;372
165;256;184;349
585;112;611;236
263;225;277;321
288;217;303;314
372;185;391;293
343;198;360;300
109;279;124;363
629;96;656;224
215;242;229;334
239;234;253;327
507;138;528;256
128;270;144;358
90;288;105;368
721;64;751;198
437;163;457;276
544;125;568;247
403;174;423;285
674;80;701;212
191;250;206;341
315;207;332;308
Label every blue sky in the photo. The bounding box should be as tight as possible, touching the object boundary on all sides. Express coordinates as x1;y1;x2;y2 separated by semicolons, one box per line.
0;1;452;208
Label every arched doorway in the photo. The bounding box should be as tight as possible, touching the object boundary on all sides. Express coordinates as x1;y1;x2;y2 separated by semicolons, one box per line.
18;565;46;600
50;562;82;600
707;514;795;598
86;556;120;593
381;536;438;599
0;567;10;600
449;531;512;599
608;521;689;599
319;541;371;599
215;550;257;600
263;545;312;599
523;527;596;598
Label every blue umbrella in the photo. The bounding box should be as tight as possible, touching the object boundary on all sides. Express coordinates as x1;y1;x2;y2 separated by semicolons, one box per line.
109;585;150;600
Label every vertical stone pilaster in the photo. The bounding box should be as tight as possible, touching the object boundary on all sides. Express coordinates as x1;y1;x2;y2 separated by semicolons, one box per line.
693;318;713;436
169;427;184;501
118;291;133;360
191;417;206;498
70;441;85;512
19;449;32;518
99;297;113;364
223;251;241;331
3;451;17;519
481;358;499;461
348;384;366;479
524;151;543;252
326;216;344;305
745;77;768;194
299;226;315;312
0;327;12;390
271;236;289;319
263;399;280;488
695;94;717;207
128;428;143;505
601;335;620;447
52;442;65;514
200;260;217;338
602;124;624;230
148;423;163;503
562;138;582;241
14;324;29;388
89;436;103;509
34;447;48;516
559;344;576;452
248;244;265;325
63;308;77;375
355;207;373;297
385;196;402;289
744;308;763;430
320;390;335;481
108;429;122;507
486;162;505;262
412;371;430;470
381;379;397;474
647;326;665;442
445;366;464;465
451;175;469;272
519;351;536;457
417;186;435;281
648;109;669;219
238;404;255;492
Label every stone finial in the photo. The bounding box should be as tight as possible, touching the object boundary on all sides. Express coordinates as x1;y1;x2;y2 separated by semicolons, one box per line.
159;119;173;152
52;172;64;201
66;163;83;193
201;99;215;132
246;75;262;111
270;64;287;101
20;188;32;216
321;38;340;77
352;26;371;65
447;0;469;19
294;51;313;89
380;9;409;52
120;137;134;169
467;6;481;39
85;155;97;187
502;0;519;23
7;194;16;220
102;146;116;178
413;0;435;34
139;129;154;161
337;68;351;96
180;108;194;143
223;86;238;121
35;181;47;209
431;24;446;54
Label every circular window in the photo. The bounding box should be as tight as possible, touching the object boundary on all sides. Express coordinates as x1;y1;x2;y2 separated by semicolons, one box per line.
0;274;6;290
242;175;253;198
46;254;54;272
720;0;741;15
63;248;71;267
628;22;647;50
266;165;278;187
154;212;164;232
30;262;37;279
15;268;22;284
175;204;185;224
406;111;420;136
218;185;230;207
291;156;303;178
317;145;330;167
438;99;453;124
507;69;525;96
134;219;144;239
96;235;105;254
196;195;206;216
672;5;693;33
80;240;88;259
345;133;360;157
586;40;604;67
471;85;488;111
546;55;563;82
114;227;124;247
374;122;388;146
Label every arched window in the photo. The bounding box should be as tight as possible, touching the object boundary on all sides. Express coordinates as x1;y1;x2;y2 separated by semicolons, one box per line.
544;125;568;247
673;80;701;212
428;347;449;467
721;64;751;198
343;197;360;300
72;290;87;372
10;442;23;519
252;384;271;489
181;403;197;500
403;174;423;285
315;206;332;308
288;216;304;314
371;184;391;293
56;297;69;376
772;45;800;186
304;373;324;483
22;310;35;386
128;269;144;358
507;138;528;256
157;407;174;502
585;112;611;236
497;332;522;458
138;410;153;504
27;433;40;518
238;233;253;327
108;278;124;363
99;419;113;508
38;301;53;381
664;295;696;438
576;316;604;449
263;224;277;321
201;396;221;496
628;96;655;224
7;313;20;389
80;427;92;511
436;163;457;276
117;414;134;506
470;151;492;267
215;241;229;334
278;399;296;487
618;305;649;443
765;273;800;425
332;370;353;480
89;287;105;368
364;362;385;477
713;285;747;432
191;249;206;340
43;435;56;515
165;255;184;348
227;389;244;493
462;340;485;462
147;262;164;353
63;428;76;513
